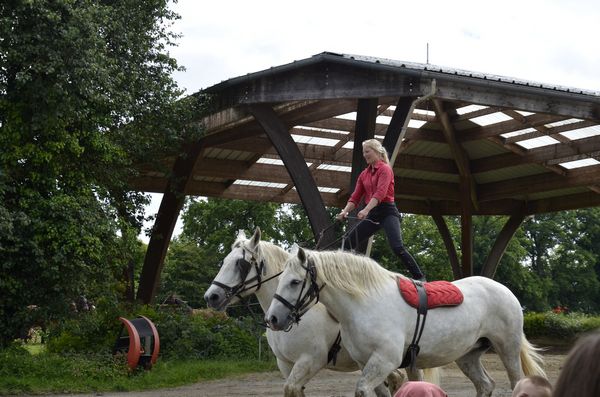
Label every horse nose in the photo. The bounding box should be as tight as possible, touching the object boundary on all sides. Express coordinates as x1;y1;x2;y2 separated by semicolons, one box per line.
266;315;278;328
205;292;220;305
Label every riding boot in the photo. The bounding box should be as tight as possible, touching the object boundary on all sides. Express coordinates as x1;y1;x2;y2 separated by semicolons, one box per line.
396;248;425;280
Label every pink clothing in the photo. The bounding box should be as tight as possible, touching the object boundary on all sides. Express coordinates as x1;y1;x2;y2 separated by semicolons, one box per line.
394;381;448;397
348;160;395;205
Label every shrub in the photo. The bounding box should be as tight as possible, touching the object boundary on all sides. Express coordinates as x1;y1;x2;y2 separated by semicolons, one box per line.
524;311;600;341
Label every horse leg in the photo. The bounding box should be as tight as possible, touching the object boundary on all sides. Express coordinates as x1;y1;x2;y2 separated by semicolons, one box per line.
491;334;527;388
283;356;324;397
385;369;406;395
355;354;395;397
455;348;495;397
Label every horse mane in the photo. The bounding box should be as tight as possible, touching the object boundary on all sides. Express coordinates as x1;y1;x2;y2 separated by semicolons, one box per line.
293;250;396;297
232;234;289;273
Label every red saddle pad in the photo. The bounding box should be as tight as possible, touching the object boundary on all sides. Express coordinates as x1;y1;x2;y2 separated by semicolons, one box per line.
397;277;464;309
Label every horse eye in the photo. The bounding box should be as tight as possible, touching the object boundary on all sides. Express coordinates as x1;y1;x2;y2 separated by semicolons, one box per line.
290;279;301;286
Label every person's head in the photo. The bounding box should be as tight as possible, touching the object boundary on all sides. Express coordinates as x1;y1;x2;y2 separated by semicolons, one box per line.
362;138;389;165
553;331;600;397
394;381;447;397
512;375;552;397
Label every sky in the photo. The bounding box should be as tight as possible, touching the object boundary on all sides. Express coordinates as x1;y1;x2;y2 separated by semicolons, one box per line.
141;0;600;242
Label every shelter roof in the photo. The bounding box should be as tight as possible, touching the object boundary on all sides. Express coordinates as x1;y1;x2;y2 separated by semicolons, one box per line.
132;52;600;216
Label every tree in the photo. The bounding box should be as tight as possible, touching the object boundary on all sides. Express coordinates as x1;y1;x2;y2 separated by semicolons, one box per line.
0;0;196;346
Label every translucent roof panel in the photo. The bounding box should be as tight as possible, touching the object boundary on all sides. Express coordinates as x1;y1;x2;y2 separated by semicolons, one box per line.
515;136;561;149
544;118;582;128
292;134;338;147
560;125;600;140
559;158;600;169
257;158;284;165
469;112;513;126
501;127;537;139
413;108;436;117
376;115;391;125
233;180;287;189
318;164;352;172
455;104;488;115
294;125;350;135
515;110;535;117
336;112;357;121
408;119;427;128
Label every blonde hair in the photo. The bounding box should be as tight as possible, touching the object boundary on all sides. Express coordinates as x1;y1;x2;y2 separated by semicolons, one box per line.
362;139;389;164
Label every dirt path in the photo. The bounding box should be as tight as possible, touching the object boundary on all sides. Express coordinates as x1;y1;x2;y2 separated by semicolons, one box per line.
51;352;564;397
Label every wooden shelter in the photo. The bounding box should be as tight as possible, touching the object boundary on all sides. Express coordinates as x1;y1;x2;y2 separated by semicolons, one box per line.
131;52;600;303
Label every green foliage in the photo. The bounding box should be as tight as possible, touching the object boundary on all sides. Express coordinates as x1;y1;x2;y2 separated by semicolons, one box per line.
524;311;600;340
0;0;208;346
0;344;275;395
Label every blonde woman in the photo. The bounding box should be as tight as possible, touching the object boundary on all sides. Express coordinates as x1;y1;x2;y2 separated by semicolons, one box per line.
336;139;425;281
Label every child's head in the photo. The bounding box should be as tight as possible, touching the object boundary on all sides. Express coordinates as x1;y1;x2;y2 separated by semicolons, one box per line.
512;376;552;397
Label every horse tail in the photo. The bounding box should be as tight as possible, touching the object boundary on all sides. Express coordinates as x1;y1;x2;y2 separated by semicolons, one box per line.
520;333;546;378
423;367;441;385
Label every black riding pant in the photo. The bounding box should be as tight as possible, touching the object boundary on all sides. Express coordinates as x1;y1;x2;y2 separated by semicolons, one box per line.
342;203;424;279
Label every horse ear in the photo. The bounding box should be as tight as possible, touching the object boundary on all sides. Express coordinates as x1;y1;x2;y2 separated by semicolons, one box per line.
297;247;307;263
237;229;247;240
250;227;261;248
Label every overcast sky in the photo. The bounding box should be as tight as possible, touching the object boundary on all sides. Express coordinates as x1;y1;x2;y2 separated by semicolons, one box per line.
142;0;600;242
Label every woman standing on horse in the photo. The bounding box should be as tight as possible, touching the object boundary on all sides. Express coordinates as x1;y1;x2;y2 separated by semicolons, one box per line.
336;138;426;281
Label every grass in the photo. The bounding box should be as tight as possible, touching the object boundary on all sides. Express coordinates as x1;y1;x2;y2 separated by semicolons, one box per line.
0;347;278;395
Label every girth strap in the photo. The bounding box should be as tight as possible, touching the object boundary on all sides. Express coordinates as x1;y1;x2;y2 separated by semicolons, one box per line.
400;279;428;371
327;331;342;366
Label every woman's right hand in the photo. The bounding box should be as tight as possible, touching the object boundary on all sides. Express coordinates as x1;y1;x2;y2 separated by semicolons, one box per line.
336;210;348;221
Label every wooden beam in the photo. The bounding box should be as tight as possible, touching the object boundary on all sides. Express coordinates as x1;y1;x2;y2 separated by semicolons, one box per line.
248;104;335;248
461;213;473;277
137;142;205;304
431;213;462;279
432;98;479;211
383;96;417;164
479;165;600;202
480;211;527;278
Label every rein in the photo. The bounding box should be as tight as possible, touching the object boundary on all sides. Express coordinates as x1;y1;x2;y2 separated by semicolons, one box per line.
315;217;380;251
210;246;282;307
270;259;325;332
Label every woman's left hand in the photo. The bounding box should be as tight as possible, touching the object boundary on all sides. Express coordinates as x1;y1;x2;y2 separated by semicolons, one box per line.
357;209;369;219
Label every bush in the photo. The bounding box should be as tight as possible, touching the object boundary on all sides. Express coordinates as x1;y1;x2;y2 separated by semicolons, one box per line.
524;311;600;341
45;303;266;362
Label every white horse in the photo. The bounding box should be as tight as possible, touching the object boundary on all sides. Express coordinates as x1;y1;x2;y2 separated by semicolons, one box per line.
266;247;546;397
204;228;413;397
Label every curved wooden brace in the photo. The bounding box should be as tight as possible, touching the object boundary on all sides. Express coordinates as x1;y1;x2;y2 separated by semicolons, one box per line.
480;212;527;278
248;104;335;248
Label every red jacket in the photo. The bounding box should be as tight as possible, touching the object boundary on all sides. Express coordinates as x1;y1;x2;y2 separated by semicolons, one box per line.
348;160;395;205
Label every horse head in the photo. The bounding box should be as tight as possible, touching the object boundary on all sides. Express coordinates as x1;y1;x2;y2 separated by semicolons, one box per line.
204;227;264;310
265;247;322;331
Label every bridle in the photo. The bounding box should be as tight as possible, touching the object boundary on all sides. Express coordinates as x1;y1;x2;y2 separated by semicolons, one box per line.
210;245;281;306
270;257;325;332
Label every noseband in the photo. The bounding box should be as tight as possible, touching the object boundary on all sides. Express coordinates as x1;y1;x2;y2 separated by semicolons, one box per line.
271;258;324;332
211;246;272;305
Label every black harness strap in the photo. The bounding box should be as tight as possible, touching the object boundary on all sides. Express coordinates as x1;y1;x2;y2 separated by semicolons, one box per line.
400;280;428;371
327;331;342;366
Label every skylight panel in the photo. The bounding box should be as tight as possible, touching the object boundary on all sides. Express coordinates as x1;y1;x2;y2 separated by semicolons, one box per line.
515;136;560;149
233;180;287;189
318;187;340;193
294;126;349;135
560;126;600;140
544;118;582;128
413;108;436;117
408;119;427;128
342;141;354;149
336;112;357;121
559;158;600;169
469;112;513;126
515;110;535;116
455;104;488;115
318;164;352;172
376;115;391;125
500;128;536;139
291;134;338;147
257;158;284;165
